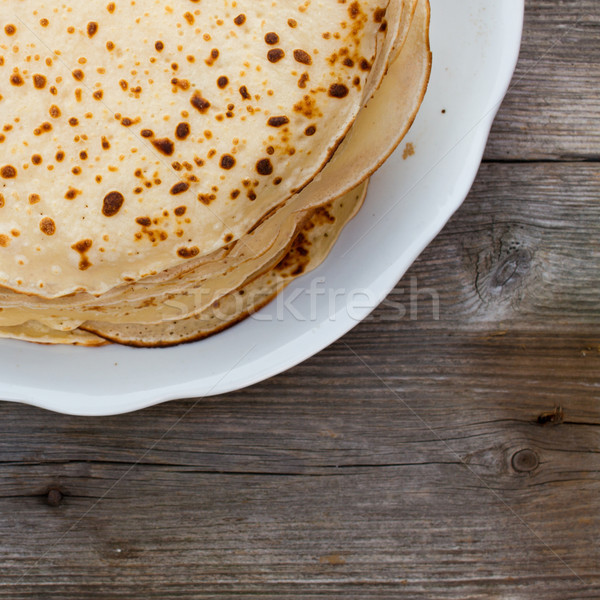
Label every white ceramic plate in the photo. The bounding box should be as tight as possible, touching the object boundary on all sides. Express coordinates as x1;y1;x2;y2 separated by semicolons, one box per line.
0;0;524;415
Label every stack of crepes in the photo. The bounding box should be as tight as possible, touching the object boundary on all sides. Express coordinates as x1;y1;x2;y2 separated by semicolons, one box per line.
0;0;431;346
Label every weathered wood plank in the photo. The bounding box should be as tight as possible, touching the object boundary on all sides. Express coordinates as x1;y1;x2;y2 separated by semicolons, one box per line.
382;162;600;329
0;330;599;476
484;0;600;160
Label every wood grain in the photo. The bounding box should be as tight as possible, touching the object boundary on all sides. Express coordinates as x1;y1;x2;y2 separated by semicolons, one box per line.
1;1;599;598
485;0;600;161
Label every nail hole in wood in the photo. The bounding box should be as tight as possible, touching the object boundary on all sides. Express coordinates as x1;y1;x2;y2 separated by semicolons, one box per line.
46;488;63;507
537;406;564;426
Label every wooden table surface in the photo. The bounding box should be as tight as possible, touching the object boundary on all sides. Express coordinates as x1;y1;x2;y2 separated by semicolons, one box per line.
1;2;599;598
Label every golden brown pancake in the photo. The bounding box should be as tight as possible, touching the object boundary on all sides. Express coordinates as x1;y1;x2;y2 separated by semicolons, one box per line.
0;0;431;346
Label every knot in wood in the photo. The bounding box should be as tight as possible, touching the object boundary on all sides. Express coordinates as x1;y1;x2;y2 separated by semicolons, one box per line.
490;249;532;292
511;449;539;473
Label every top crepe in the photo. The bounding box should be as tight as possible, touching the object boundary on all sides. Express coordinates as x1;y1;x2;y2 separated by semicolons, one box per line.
0;0;406;297
0;0;432;347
